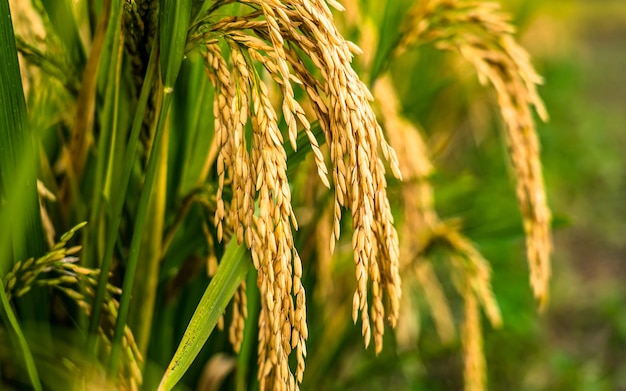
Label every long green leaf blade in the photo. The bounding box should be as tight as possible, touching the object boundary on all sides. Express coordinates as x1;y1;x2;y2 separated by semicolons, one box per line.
160;0;192;89
106;43;163;373
87;0;138;342
158;238;250;391
0;0;45;266
0;283;42;391
111;0;192;371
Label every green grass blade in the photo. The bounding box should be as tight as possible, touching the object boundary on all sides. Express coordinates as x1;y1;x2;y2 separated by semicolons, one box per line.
86;0;129;340
0;0;50;357
0;283;42;391
128;113;169;357
0;0;45;266
159;0;192;90
109;84;176;377
40;0;86;65
108;0;193;369
158;238;251;391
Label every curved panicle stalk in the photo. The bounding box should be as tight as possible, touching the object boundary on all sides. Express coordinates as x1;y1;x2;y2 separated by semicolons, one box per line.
395;0;552;308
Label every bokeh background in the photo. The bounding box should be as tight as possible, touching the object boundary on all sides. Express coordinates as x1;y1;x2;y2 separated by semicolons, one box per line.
513;1;626;389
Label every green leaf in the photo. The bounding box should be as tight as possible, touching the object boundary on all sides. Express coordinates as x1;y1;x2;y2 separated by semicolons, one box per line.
88;1;158;345
160;0;193;90
106;43;164;374
0;283;42;391
0;0;45;266
40;0;86;66
158;238;250;391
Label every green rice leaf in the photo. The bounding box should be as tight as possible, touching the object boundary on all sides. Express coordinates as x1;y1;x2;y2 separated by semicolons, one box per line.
40;0;86;66
0;283;42;391
0;0;45;265
159;0;193;90
158;238;250;391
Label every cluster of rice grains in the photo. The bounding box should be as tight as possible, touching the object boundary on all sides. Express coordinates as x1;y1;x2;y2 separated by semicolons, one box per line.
199;0;402;389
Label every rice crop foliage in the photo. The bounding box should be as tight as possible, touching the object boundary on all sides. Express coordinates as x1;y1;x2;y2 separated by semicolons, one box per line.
2;0;550;390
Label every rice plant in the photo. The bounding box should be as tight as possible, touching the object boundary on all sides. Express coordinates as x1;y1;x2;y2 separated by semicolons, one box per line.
1;0;550;390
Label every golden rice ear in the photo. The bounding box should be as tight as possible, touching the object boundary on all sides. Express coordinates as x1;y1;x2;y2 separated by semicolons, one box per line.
198;1;404;386
228;281;247;353
395;0;552;308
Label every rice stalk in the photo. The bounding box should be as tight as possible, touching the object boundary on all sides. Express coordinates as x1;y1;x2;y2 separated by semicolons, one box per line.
395;0;552;307
108;54;167;380
88;33;158;343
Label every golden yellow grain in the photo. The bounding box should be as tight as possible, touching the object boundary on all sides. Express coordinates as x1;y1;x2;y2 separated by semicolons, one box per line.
198;1;406;387
374;72;505;391
375;75;446;346
229;281;247;353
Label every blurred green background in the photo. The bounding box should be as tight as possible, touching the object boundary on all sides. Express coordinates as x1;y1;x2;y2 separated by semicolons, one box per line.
515;1;626;389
